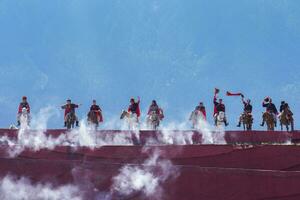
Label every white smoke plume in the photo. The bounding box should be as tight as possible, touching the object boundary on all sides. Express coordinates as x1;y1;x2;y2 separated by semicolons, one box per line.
0;106;227;158
0;175;82;200
111;148;179;199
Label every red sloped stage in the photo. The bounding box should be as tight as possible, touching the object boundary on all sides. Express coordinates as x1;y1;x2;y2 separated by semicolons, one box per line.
0;129;298;144
0;129;300;199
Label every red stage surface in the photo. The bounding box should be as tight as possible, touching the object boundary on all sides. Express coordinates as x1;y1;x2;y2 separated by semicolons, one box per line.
0;129;300;199
0;129;299;144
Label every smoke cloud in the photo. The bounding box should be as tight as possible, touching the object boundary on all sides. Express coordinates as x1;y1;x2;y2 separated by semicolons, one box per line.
0;175;82;200
111;148;179;199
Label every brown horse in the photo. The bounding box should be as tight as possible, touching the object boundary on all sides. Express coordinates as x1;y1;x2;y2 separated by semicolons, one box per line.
279;108;294;132
241;112;253;131
87;111;99;129
262;111;275;131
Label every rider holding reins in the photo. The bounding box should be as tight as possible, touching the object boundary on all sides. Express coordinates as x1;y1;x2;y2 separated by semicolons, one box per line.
128;97;141;120
195;102;206;120
17;96;30;126
61;99;80;127
260;97;278;127
89;100;103;123
147;100;164;120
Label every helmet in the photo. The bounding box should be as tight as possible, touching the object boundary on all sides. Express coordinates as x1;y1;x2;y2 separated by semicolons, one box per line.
22;96;27;100
264;97;270;102
67;99;71;102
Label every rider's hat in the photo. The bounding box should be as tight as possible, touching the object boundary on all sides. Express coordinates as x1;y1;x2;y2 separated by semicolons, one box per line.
67;99;71;102
22;96;27;100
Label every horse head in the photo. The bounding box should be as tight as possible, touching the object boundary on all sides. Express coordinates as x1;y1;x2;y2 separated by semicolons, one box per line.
120;110;127;119
217;111;225;122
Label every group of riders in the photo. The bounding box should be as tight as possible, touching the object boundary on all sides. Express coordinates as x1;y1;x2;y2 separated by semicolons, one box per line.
16;90;294;131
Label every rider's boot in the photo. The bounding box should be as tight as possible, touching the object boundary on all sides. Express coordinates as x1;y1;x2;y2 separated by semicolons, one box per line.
17;121;20;126
224;120;229;126
64;121;66;127
237;122;241;127
76;121;79;127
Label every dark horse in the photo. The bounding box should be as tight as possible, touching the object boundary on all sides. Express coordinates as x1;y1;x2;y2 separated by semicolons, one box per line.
66;112;76;129
279;108;294;132
262;111;275;131
241;112;253;131
87;111;99;128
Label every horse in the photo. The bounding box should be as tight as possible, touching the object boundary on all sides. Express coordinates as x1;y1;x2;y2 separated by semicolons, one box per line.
262;111;275;131
215;111;226;128
279;108;294;132
241;112;253;131
189;110;205;129
66;112;76;129
87;111;99;129
120;110;139;130
18;107;30;128
147;111;160;130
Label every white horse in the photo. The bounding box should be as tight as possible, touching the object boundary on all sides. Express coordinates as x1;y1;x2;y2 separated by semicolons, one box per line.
189;110;205;129
120;110;139;130
146;111;161;130
215;111;225;128
18;107;31;128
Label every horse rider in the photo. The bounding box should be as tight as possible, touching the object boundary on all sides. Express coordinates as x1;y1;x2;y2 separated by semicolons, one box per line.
280;101;287;112
237;95;253;127
194;102;206;120
213;96;229;126
17;96;31;126
61;99;80;127
260;97;278;127
89;100;103;123
147;100;164;120
279;101;294;131
128;96;141;120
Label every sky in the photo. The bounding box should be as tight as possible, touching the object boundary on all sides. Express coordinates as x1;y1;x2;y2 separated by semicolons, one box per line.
0;0;299;130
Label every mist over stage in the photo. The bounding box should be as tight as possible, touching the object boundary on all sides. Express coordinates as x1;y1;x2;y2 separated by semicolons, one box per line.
0;129;299;200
